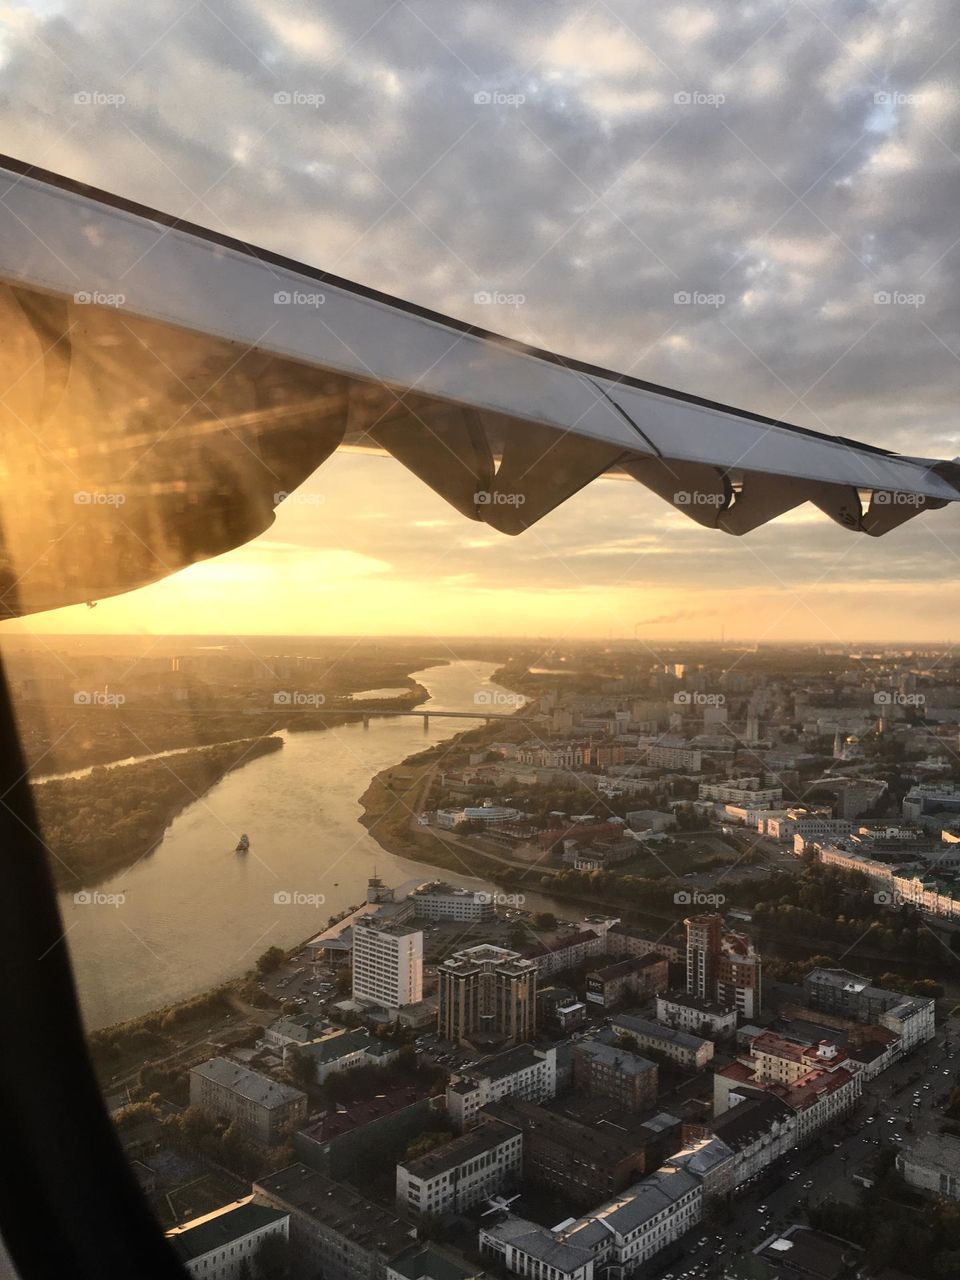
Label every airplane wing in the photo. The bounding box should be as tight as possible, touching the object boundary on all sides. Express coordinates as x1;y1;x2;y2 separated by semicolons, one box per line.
1;153;957;619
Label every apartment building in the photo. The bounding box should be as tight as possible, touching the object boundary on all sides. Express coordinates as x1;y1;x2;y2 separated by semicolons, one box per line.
656;992;738;1039
803;968;935;1049
254;1165;414;1280
167;1199;289;1280
438;945;537;1046
409;881;496;923
446;1044;557;1131
396;1119;522;1216
352;916;424;1010
585;953;669;1008
480;1166;702;1280
571;1038;658;1113
484;1099;648;1209
189;1059;307;1145
610;1014;714;1070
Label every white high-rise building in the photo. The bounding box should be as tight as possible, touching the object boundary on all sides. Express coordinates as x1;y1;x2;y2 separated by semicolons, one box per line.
352;917;423;1010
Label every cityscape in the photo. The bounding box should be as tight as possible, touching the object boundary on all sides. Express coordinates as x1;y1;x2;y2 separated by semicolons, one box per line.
10;636;960;1280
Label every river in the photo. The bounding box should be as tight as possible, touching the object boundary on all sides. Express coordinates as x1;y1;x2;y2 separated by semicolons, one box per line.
58;660;565;1031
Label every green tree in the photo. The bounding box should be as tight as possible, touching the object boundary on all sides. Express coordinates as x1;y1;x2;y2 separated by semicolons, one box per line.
256;946;286;976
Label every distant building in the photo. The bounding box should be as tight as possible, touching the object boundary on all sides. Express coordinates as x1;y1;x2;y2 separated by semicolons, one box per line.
571;1038;658;1113
585;953;669;1008
522;928;603;977
408;881;496;923
646;743;702;772
897;1133;960;1199
610;1013;714;1070
189;1058;307;1145
803;968;935;1050
438;945;537;1047
167;1198;289;1280
352;916;424;1010
656;992;738;1039
479;1166;702;1279
386;1243;484;1280
254;1165;415;1280
446;1044;557;1131
484;1099;650;1209
606;924;683;964
685;914;762;1019
396;1119;522;1216
699;778;782;807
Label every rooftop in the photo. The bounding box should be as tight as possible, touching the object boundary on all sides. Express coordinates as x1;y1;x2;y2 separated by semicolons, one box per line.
254;1164;414;1256
610;1013;711;1052
167;1198;287;1264
191;1058;306;1110
400;1120;519;1180
900;1132;960;1179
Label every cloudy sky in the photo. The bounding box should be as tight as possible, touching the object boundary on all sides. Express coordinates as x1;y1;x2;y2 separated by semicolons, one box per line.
3;0;960;642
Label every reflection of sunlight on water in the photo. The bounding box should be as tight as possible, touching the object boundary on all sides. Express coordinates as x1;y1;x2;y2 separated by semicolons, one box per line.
59;661;556;1029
